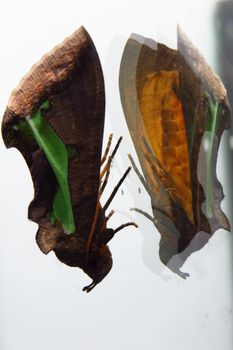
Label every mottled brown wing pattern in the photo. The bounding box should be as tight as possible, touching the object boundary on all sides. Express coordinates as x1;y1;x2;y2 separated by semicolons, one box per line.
2;27;105;240
2;27;136;292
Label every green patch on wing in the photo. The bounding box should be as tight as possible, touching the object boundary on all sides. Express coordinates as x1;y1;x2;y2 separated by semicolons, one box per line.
204;92;221;219
17;101;76;234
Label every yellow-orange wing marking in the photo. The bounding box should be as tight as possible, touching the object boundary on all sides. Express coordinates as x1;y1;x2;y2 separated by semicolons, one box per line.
138;70;194;224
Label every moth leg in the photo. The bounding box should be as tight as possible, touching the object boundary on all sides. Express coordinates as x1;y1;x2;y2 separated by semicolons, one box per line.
114;222;138;234
144;152;177;198
101;133;113;166
131;206;173;224
99;165;110;196
88;166;131;254
100;136;123;196
103;166;131;212
129;144;174;225
100;222;138;246
130;207;155;224
99;134;116;196
143;137;162;170
100;137;121;196
143;137;177;196
143;137;168;179
143;138;167;181
128;153;172;221
100;161;110;181
106;209;114;222
128;154;151;196
100;136;122;180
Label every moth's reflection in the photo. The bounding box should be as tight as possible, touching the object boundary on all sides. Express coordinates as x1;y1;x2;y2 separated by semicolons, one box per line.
119;27;231;278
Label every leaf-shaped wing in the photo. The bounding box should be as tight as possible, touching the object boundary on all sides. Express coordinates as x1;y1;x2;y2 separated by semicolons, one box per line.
2;27;105;245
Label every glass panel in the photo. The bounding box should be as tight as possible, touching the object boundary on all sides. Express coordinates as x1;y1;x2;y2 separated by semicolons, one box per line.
0;1;232;349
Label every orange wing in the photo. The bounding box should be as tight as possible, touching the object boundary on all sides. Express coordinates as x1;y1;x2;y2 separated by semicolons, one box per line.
139;70;193;223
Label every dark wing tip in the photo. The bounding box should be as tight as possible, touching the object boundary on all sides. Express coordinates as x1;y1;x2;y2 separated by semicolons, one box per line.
4;25;100;119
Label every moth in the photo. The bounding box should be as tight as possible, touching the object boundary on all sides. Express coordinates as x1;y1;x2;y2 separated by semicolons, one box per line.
119;27;231;277
2;26;137;292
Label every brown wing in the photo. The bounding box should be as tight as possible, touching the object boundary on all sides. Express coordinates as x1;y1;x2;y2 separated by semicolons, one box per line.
2;26;105;241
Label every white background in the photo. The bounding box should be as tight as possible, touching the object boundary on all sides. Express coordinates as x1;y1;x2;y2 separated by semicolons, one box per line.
0;0;232;349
